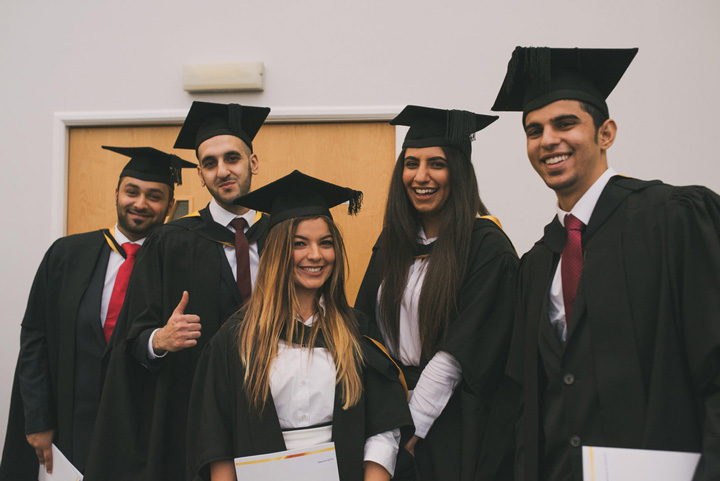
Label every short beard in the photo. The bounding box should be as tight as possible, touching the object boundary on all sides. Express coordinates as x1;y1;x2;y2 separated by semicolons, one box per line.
116;206;166;239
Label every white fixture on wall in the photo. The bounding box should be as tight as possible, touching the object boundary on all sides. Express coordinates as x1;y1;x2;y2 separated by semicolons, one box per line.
182;62;264;92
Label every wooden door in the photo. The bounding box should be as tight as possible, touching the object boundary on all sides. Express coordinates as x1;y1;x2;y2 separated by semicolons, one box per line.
67;122;396;303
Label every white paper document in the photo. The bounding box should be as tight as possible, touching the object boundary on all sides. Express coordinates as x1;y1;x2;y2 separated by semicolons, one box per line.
235;441;340;481
37;444;83;481
582;445;700;481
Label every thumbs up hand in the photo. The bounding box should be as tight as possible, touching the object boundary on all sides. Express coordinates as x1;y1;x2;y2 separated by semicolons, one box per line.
152;291;202;353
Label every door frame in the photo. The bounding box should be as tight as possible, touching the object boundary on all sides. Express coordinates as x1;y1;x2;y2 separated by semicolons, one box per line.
52;106;408;238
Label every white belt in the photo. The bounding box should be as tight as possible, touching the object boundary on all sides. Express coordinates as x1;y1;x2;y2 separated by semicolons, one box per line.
282;424;333;450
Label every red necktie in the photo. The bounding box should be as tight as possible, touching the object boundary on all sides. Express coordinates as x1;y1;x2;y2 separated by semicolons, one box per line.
104;243;141;343
561;214;585;322
229;217;252;300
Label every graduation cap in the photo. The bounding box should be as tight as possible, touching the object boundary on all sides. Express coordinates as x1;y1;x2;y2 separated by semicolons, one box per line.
491;47;638;117
174;101;271;152
234;170;363;229
390;105;498;158
102;146;197;186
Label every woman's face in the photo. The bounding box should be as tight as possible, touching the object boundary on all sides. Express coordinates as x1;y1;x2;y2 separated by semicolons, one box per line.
292;217;336;296
402;146;451;217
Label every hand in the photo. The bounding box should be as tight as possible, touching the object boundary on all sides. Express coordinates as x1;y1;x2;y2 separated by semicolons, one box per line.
152;291;201;353
26;429;54;473
404;435;420;457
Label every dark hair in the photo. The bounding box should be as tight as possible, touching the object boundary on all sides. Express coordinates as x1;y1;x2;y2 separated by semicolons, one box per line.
378;147;488;358
579;101;609;131
523;100;609;139
117;176;175;199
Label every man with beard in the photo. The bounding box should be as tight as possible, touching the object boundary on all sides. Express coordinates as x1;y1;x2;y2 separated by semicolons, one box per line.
0;147;194;480
493;47;720;481
85;102;272;481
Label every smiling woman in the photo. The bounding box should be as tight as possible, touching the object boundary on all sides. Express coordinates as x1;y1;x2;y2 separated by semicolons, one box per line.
186;171;413;481
355;105;520;481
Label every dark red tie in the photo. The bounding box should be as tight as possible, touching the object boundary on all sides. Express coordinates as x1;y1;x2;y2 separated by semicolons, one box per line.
104;243;141;343
230;217;252;300
561;214;585;321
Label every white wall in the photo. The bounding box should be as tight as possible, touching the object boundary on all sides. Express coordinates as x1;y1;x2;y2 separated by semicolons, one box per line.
1;0;719;449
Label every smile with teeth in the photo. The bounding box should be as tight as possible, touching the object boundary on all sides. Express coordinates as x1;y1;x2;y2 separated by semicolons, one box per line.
299;266;324;273
413;187;437;195
544;154;570;165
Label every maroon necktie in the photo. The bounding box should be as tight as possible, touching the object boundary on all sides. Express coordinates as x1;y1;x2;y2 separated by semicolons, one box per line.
229;217;252;300
561;214;585;322
104;243;141;343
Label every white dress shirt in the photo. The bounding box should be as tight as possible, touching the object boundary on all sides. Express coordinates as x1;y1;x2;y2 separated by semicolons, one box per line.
269;313;401;475
376;228;463;439
100;225;144;327
548;168;617;341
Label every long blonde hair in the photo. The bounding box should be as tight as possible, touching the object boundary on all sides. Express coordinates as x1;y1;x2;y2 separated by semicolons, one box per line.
237;215;363;414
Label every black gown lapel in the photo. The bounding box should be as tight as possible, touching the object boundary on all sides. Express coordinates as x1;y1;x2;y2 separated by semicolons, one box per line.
55;232;107;450
247;394;287;453
218;243;243;306
194;206;235;246
247;214;270;253
579;180;648;446
584;177;634;244
522;235;557;481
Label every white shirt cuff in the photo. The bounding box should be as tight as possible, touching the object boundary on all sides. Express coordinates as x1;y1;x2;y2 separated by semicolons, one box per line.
408;350;462;438
147;329;168;360
364;428;400;477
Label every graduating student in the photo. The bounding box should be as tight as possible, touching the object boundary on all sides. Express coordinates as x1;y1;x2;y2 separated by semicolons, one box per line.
354;106;519;481
0;147;193;480
84;102;272;481
492;47;720;481
186;170;413;481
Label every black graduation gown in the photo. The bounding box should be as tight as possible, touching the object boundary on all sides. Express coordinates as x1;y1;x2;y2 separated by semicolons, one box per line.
508;176;720;481
0;229;121;480
83;206;269;481
354;218;519;481
186;310;413;481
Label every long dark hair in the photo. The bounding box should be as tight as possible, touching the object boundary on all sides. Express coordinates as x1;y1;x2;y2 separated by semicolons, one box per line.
378;147;488;358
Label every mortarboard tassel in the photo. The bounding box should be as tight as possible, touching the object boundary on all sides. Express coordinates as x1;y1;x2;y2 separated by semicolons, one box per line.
524;47;552;88
447;110;477;146
227;103;243;135
346;189;363;216
171;166;183;186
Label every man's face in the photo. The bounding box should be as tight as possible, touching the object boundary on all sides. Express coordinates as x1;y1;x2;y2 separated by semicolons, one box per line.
196;135;258;211
524;100;612;209
116;177;174;241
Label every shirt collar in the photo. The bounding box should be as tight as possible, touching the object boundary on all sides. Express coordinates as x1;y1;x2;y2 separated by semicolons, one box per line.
113;224;145;246
209;198;257;231
557;167;617;227
417;226;437;245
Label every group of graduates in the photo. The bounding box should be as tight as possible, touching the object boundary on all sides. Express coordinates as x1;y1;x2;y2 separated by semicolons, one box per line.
1;45;719;481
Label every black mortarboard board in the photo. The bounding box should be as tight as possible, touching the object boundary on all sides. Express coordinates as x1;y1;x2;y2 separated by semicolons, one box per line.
234;170;363;229
491;47;638;117
174;101;271;152
390;105;498;158
102;146;196;186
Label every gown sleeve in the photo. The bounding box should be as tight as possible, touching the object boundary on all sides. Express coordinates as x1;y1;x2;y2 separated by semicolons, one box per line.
437;223;518;399
186;322;238;481
114;228;169;367
667;187;720;480
18;246;55;434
